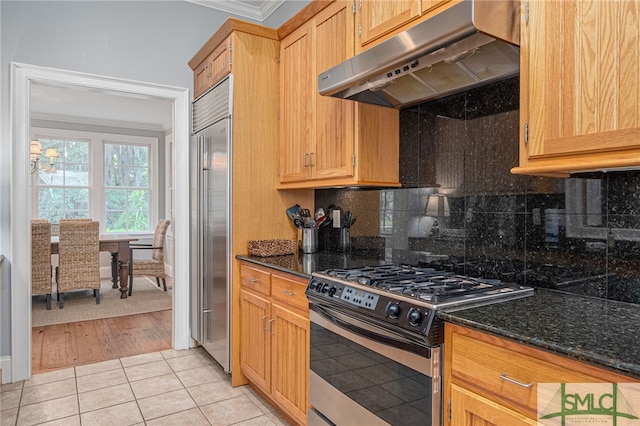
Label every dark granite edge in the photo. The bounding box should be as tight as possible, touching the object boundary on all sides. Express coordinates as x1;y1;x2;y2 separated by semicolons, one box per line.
439;311;640;380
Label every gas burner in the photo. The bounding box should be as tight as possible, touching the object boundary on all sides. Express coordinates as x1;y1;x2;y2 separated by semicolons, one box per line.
313;264;533;308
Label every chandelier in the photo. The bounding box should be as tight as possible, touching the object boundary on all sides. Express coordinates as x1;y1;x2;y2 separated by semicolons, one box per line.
30;140;59;174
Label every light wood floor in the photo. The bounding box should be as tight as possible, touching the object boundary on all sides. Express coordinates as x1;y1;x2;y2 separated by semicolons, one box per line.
31;309;172;375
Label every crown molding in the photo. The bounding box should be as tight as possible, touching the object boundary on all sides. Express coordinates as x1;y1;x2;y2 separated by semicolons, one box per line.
185;0;285;21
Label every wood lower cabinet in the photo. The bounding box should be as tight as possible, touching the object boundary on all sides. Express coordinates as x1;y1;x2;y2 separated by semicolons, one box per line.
278;1;400;189
444;323;638;425
239;262;309;426
451;384;537;426
240;288;271;392
513;0;640;176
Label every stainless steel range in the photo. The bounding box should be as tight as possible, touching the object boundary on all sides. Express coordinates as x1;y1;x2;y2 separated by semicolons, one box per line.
306;264;533;426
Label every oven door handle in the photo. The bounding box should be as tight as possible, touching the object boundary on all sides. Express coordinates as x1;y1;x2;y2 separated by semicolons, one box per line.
310;303;432;358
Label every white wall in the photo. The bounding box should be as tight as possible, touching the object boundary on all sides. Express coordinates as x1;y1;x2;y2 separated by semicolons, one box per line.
0;0;309;366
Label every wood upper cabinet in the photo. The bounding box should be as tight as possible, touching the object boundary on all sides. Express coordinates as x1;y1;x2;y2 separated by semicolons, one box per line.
193;37;231;99
280;22;314;183
356;0;454;52
279;1;401;189
513;0;640;176
239;262;309;426
444;323;639;425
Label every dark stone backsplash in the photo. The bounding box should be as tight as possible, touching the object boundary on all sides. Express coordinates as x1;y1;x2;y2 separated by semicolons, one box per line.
316;77;640;304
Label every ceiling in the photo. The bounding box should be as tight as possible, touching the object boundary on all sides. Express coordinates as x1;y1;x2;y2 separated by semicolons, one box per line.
30;82;174;132
185;0;286;21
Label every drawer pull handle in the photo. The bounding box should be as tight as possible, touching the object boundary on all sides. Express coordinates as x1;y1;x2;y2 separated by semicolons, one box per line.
247;277;259;282
261;315;269;331
282;290;295;296
500;373;533;388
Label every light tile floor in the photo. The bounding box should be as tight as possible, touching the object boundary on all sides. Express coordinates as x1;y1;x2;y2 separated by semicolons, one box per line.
1;348;292;426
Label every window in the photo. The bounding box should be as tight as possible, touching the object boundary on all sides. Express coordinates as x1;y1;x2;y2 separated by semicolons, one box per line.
380;190;394;234
37;137;91;222
104;143;150;232
33;128;158;234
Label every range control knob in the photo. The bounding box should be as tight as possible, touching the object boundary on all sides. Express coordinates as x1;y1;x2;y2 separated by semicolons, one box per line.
407;308;422;326
321;284;331;294
328;286;337;297
385;302;402;319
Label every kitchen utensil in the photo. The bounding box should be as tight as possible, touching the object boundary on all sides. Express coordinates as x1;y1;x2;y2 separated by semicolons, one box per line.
315;208;325;220
315;215;327;228
286;204;301;222
293;218;304;229
299;207;311;218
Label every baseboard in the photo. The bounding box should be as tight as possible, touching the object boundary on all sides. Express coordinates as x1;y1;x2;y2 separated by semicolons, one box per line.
1;356;12;384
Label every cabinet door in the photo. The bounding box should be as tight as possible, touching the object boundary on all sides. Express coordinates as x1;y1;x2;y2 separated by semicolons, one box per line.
194;59;212;100
240;289;271;394
358;0;450;48
271;303;309;426
451;384;537;426
280;24;314;183
313;1;355;180
518;0;640;174
208;37;232;87
193;37;231;99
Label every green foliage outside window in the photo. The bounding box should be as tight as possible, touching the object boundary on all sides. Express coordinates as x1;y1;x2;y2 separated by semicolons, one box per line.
104;143;150;232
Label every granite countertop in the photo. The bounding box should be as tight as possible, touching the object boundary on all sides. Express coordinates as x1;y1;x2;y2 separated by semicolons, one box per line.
236;252;389;279
237;253;640;380
439;289;640;379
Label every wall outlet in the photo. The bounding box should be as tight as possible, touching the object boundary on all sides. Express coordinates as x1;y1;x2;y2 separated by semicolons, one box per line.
332;210;341;228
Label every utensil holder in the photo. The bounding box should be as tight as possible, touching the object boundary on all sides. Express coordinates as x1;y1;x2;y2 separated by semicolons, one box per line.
301;228;318;253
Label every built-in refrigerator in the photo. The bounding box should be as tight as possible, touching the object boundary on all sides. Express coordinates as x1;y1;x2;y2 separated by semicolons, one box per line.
190;76;233;372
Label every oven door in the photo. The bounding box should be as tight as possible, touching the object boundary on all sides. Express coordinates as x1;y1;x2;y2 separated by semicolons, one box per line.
308;304;441;426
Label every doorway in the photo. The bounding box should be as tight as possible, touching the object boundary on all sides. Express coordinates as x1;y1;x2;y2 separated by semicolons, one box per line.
10;62;191;382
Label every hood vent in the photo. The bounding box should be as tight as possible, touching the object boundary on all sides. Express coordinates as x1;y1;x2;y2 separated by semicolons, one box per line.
318;0;520;108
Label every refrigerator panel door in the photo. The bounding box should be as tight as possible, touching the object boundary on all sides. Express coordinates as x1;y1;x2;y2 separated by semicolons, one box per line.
190;134;203;344
201;117;231;372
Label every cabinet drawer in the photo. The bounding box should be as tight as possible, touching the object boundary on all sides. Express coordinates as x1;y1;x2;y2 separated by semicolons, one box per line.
240;264;271;296
271;274;308;314
450;331;607;417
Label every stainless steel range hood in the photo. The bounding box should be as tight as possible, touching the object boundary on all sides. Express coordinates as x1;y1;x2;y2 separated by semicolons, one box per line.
318;0;520;108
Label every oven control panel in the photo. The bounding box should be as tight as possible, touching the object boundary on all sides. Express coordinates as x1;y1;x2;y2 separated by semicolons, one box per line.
340;286;379;310
307;278;379;310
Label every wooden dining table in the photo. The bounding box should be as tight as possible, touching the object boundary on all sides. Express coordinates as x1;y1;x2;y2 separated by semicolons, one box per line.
51;235;138;299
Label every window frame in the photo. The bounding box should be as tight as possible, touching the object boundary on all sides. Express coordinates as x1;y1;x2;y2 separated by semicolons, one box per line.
31;127;159;235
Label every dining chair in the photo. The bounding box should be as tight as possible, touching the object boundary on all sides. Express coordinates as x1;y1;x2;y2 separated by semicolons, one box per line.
55;219;101;308
129;219;171;296
31;219;53;310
